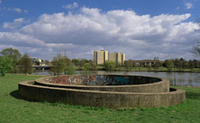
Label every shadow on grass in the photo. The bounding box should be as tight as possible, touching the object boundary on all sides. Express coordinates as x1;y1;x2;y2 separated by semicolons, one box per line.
10;90;44;103
10;90;25;100
186;92;200;100
10;90;38;102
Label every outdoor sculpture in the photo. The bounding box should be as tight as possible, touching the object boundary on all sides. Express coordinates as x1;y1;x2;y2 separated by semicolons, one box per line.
19;74;185;109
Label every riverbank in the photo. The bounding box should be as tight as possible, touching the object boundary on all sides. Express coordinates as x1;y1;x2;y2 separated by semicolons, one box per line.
0;74;200;123
76;66;200;72
116;67;200;72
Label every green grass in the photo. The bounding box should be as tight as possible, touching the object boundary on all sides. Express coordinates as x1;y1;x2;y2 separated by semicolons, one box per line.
0;74;200;123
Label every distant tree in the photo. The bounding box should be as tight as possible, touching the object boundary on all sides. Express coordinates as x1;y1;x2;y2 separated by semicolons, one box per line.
0;56;13;76
72;58;80;66
78;59;89;69
193;59;200;68
191;41;200;57
105;61;116;71
189;60;195;70
165;59;174;71
82;63;92;75
191;18;200;57
0;48;22;73
132;62;137;67
0;48;21;64
64;56;72;66
89;61;97;71
18;53;33;74
152;62;161;71
65;65;76;75
178;58;186;71
44;60;51;66
125;62;132;71
51;54;67;75
63;56;72;74
146;64;152;71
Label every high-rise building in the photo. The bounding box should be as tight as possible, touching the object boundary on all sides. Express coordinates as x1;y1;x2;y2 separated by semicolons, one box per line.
108;52;125;65
121;53;125;65
93;50;108;65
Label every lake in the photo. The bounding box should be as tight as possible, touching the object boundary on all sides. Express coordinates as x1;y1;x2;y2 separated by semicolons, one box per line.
33;70;200;87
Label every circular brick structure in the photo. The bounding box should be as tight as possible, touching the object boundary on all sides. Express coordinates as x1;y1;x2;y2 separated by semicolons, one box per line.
18;74;185;109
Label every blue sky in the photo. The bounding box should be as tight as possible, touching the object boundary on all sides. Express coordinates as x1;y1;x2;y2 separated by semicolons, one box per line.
0;0;200;60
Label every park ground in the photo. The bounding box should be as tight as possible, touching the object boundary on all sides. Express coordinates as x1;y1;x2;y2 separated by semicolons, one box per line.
0;74;200;123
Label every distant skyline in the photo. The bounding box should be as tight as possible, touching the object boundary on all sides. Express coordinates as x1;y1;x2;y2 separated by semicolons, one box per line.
0;0;200;60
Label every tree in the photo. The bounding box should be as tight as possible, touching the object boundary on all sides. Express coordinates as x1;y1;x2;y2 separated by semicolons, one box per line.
191;18;200;57
193;59;200;68
152;62;161;71
0;48;22;73
65;65;76;75
125;62;132;71
44;60;51;66
51;54;67;75
189;60;194;70
18;53;33;74
78;59;89;69
105;61;116;71
63;56;72;74
82;63;92;74
165;59;174;71
191;41;200;57
0;48;21;64
72;58;80;66
0;56;13;76
89;61;97;71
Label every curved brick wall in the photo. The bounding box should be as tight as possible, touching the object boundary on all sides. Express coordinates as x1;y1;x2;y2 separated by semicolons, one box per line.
19;81;185;108
19;81;185;109
34;75;169;93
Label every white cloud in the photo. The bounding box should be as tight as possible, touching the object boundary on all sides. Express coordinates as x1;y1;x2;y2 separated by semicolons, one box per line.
0;32;46;47
0;7;199;60
0;7;28;13
176;7;180;10
62;2;78;9
13;8;21;13
24;10;28;13
3;18;28;29
185;2;193;9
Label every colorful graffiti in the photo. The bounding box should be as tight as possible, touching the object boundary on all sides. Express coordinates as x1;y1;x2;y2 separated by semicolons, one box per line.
49;75;161;86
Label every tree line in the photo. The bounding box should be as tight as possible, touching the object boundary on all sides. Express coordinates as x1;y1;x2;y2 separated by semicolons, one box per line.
0;48;99;76
124;58;200;72
0;48;32;76
1;47;200;76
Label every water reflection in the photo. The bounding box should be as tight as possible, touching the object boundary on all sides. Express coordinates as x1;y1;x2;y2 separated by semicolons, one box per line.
32;70;200;87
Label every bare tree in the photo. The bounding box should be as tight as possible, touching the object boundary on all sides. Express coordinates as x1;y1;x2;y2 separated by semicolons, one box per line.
191;18;200;57
191;41;200;57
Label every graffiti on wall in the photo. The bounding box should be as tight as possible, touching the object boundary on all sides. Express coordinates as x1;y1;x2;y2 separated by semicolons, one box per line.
50;75;161;85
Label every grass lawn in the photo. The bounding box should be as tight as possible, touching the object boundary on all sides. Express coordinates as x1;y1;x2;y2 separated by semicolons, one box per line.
0;74;200;123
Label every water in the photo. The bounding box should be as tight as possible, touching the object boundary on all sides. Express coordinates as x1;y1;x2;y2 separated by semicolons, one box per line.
33;70;200;87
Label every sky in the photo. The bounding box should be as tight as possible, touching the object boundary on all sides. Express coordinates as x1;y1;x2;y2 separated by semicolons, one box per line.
0;0;200;60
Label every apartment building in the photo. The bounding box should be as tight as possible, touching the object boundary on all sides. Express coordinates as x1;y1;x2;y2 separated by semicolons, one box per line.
93;50;108;65
108;52;125;65
94;50;125;65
